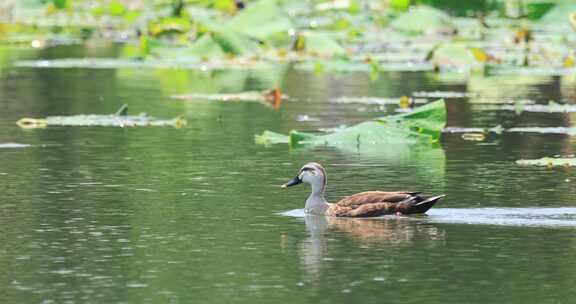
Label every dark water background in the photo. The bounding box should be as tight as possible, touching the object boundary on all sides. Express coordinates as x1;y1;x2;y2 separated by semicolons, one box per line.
0;45;575;303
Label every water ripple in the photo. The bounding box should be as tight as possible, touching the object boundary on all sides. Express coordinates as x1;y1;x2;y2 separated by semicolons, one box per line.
282;208;576;227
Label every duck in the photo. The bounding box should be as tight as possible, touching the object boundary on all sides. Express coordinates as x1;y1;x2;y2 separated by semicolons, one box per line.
281;162;445;217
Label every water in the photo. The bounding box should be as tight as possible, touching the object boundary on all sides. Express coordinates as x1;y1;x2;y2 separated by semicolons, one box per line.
1;45;576;303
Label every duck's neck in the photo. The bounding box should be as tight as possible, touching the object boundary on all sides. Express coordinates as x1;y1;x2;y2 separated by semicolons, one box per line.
305;182;328;215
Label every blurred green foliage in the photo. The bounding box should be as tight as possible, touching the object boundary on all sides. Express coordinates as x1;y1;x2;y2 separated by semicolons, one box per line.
0;0;570;78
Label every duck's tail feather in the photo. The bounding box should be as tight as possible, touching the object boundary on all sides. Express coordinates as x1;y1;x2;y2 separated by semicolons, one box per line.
409;195;445;214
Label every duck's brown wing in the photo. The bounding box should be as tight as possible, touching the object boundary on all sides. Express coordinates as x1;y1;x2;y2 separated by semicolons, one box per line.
328;191;443;217
327;191;417;217
335;191;418;207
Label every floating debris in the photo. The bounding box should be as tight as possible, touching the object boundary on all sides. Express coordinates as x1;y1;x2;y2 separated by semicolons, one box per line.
487;66;576;76
444;126;576;136
16;105;186;129
500;101;576;113
328;96;428;105
443;125;504;135
0;143;31;149
507;127;576;136
15;58;272;71
294;60;434;73
467;99;536;105
516;157;576;168
412;91;477;98
296;114;320;122
461;133;486;141
172;89;284;109
0;34;82;48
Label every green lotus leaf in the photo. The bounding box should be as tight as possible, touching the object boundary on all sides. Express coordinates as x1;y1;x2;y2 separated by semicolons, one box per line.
390;6;455;35
228;0;293;40
255;99;446;147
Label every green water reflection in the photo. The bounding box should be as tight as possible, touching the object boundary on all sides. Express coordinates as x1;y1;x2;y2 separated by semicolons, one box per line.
0;45;575;303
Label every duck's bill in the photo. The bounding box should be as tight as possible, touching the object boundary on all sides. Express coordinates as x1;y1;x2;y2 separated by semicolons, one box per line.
281;176;302;188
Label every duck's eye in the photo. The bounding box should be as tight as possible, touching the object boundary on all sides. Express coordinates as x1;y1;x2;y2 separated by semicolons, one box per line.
309;170;318;176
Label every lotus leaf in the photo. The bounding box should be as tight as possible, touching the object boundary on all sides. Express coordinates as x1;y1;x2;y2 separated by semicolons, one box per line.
255;99;446;147
390;6;455;35
16;105;186;129
500;101;576;113
539;2;576;28
301;32;346;56
15;58;271;70
188;35;227;58
228;0;293;40
429;43;485;70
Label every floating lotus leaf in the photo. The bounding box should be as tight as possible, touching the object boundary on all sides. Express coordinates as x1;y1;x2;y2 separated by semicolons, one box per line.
16;105;186;129
301;32;346;56
467;75;551;101
255;99;446;147
210;31;258;57
486;66;576;76
187;34;227;58
429;43;486;70
191;16;259;57
444;126;576;136
507;127;576;136
172;89;284;109
295;59;433;73
539;2;576;28
390;6;455;35
17;115;186;129
149;17;193;37
412;91;477;98
295;59;370;73
189;0;292;57
328;96;428;105
228;0;293;40
15;58;271;70
516;157;576;167
500;101;576;113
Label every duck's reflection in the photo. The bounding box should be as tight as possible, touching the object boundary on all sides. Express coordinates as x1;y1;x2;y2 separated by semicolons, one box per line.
300;215;445;279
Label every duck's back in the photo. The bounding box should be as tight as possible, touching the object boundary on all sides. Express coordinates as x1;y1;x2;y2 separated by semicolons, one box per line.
336;191;415;207
327;191;439;217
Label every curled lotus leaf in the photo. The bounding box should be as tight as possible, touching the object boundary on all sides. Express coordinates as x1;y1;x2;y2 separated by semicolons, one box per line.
255;99;446;147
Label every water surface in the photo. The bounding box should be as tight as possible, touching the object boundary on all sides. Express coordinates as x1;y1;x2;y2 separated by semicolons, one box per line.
0;46;575;303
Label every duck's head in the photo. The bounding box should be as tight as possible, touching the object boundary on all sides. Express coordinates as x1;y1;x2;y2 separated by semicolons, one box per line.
281;162;327;190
